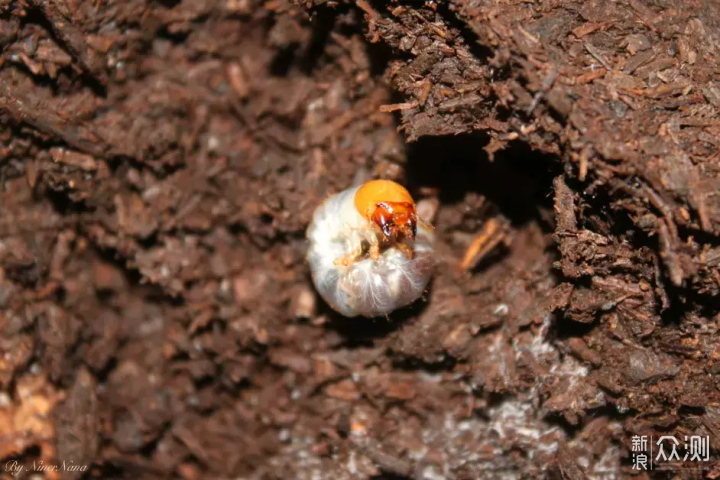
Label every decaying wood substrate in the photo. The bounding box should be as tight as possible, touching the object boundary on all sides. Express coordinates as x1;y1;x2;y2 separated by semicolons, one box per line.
0;0;718;478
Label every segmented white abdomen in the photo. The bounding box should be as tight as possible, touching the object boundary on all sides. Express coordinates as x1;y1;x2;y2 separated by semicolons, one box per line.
306;185;435;317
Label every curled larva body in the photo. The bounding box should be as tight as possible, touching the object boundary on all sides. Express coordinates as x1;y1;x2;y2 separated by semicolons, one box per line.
307;181;435;318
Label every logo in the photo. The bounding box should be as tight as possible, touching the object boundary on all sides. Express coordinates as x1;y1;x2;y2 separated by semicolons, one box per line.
4;460;89;476
631;435;710;471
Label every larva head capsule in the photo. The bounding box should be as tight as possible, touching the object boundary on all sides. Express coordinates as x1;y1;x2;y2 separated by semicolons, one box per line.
354;180;418;243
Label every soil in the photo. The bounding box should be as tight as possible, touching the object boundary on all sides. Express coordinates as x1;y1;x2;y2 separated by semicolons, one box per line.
0;0;719;479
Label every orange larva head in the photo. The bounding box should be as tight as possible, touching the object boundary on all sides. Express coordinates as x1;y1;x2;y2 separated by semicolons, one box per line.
354;180;417;241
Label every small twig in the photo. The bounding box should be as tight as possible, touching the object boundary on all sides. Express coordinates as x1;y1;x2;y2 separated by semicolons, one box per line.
657;218;684;287
578;145;592;182
584;42;613;71
460;218;509;271
356;0;379;19
379;101;418;113
640;182;679;242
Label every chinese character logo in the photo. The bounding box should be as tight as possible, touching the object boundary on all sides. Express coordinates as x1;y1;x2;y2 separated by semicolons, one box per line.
630;434;711;471
686;436;710;462
631;435;648;470
656;436;681;462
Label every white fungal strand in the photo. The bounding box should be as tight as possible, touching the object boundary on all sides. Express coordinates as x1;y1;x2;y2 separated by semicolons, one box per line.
306;183;435;317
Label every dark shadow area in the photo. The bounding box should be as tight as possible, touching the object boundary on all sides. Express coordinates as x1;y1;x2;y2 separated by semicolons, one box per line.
567;176;711;328
155;24;191;45
370;474;412;480
300;4;340;75
270;45;300;77
299;3;398;77
153;0;181;7
405;133;561;228
435;1;494;63
468;243;512;275
390;352;456;372
93;356;119;385
568;175;639;241
22;7;107;97
45;184;92;215
93;245;144;289
544;403;628;439
695;292;720;323
366;35;398;77
483;391;517;410
552;313;598;341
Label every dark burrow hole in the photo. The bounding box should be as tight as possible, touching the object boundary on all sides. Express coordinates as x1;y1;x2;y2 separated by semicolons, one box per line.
405;132;562;228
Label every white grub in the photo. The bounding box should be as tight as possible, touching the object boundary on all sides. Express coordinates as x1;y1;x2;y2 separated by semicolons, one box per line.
306;185;434;317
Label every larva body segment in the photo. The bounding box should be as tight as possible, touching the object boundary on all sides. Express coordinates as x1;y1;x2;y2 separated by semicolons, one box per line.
307;183;435;318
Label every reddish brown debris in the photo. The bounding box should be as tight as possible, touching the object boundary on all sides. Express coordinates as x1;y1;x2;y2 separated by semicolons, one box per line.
0;0;717;478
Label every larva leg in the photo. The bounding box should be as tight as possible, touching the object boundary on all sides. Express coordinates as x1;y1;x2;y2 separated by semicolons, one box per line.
334;230;365;266
334;246;364;266
368;234;381;261
418;216;434;231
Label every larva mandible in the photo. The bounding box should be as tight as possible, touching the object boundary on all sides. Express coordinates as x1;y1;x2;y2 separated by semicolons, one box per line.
307;180;435;317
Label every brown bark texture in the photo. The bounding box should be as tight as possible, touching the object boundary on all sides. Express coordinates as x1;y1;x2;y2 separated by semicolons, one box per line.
0;0;719;478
